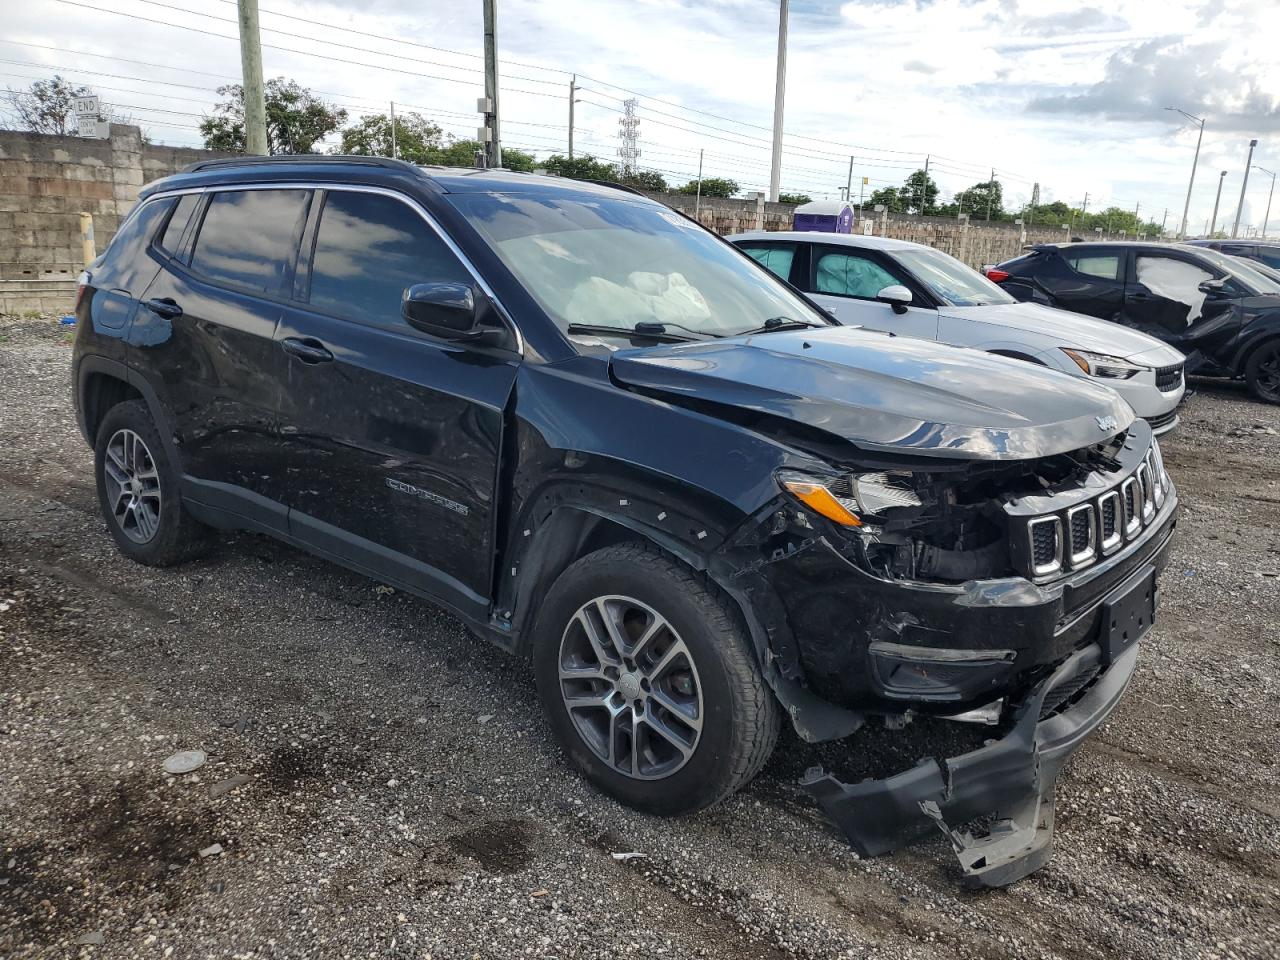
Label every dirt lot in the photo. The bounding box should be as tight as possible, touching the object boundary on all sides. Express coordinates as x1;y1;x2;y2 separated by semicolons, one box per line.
1;314;1278;960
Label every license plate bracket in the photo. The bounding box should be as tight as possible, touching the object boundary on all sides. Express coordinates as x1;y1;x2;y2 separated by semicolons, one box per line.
1101;564;1156;663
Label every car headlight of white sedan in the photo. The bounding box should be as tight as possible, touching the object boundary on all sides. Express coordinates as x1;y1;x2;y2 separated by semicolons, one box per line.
1061;348;1146;380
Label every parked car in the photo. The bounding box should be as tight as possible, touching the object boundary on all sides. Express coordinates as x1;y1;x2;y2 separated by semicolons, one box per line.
728;232;1185;434
1184;237;1280;271
73;158;1178;886
989;242;1280;404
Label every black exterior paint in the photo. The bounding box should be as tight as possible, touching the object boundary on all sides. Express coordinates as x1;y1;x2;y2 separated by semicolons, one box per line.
72;158;1180;882
994;242;1280;376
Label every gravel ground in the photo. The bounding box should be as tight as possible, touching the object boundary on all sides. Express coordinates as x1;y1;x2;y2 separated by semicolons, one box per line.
1;314;1278;960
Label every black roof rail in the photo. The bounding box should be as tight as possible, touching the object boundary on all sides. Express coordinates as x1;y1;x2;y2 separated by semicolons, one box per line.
579;178;648;197
181;154;420;174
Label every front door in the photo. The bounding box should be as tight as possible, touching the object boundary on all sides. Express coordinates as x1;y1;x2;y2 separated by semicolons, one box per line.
274;188;520;618
1121;251;1239;350
806;245;939;339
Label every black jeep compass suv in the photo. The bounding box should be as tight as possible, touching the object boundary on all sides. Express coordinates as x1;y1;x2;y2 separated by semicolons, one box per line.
72;157;1177;886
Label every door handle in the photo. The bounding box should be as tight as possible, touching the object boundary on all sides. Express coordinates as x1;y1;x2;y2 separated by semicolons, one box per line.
281;336;334;364
1129;292;1152;302
144;297;183;319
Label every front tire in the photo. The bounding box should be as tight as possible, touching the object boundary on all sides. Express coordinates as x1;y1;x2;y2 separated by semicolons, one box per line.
1244;339;1280;405
532;543;780;816
94;399;210;566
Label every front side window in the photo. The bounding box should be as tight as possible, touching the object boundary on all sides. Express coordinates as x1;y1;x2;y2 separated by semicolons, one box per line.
812;250;902;298
1135;255;1216;324
307;191;470;330
739;243;796;281
1182;246;1280;295
190;189;310;296
1065;252;1121;281
447;192;830;340
894;247;1015;306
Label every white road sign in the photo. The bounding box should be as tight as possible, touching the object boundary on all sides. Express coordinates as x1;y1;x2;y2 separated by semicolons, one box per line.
72;95;100;117
78;118;110;139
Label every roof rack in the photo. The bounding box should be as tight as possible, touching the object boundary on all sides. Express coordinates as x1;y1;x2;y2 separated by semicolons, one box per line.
181;154;420;174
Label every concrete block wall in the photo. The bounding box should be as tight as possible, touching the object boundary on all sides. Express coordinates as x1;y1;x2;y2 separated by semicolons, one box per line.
0;125;232;313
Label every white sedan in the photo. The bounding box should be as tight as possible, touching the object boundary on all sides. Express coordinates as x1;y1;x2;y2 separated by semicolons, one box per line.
728;231;1186;434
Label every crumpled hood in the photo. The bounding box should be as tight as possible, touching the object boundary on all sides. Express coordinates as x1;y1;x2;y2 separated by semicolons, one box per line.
941;301;1184;364
610;327;1135;460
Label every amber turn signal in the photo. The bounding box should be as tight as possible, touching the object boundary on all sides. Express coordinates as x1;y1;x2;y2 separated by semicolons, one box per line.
780;478;863;527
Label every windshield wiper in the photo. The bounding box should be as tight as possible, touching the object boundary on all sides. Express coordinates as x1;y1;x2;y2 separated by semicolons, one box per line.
566;322;714;343
734;316;825;337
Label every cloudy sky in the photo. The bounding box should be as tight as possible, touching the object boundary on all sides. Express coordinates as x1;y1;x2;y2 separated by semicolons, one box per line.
4;0;1278;233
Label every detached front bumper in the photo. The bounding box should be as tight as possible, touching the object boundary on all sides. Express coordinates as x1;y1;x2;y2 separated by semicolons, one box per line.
800;627;1140;887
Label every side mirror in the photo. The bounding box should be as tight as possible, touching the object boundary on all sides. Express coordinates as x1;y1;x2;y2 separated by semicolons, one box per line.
876;284;913;314
402;282;481;339
1197;278;1226;295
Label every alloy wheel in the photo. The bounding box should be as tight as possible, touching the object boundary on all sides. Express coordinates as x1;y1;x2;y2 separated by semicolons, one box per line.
103;428;163;543
1256;343;1280;402
558;595;703;780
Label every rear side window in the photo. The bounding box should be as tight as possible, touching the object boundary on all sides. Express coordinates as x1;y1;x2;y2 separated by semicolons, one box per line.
1258;250;1280;269
738;243;795;281
306;190;470;331
94;197;175;292
813;250;902;298
191;189;311;296
1064;253;1121;280
155;193;200;258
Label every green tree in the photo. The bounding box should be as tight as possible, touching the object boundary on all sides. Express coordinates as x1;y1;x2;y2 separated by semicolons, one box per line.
340;112;444;162
542;154;616;180
621;169;668;191
1030;200;1075;226
677;176;738;198
954;179;1004;221
867;186;904;213
779;192;811;205
201;78;347;155
3;75;89;134
897;169;940;215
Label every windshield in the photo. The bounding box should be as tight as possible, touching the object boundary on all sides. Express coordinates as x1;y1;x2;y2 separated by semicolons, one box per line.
447;192;831;340
893;247;1016;306
1178;245;1280;295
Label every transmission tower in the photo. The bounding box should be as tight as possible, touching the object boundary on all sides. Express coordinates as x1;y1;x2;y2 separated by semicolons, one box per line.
617;98;640;178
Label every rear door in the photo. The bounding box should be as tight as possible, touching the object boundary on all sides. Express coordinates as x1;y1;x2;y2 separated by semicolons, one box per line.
1052;247;1127;320
274;187;520;617
136;187;312;521
805;244;938;338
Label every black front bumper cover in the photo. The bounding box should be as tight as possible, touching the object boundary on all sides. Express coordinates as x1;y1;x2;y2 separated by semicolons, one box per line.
799;633;1139;887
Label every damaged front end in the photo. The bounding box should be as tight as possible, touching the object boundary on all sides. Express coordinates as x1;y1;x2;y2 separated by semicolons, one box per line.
723;420;1176;886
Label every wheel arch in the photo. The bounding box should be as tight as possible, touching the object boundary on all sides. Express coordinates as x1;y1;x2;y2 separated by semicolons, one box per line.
76;355;183;468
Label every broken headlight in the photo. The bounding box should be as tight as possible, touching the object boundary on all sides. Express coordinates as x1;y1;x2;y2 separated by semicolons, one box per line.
777;470;923;527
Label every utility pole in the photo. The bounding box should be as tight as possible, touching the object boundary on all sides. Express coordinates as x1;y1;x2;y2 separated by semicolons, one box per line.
1255;165;1276;239
767;0;789;203
1161;208;1168;237
985;167;995;221
481;0;501;168
568;74;576;159
1133;200;1140;234
1210;170;1227;236
236;0;268;156
1232;138;1258;238
390;101;398;159
920;154;931;214
1029;182;1039;226
1166;107;1205;239
845;155;853;208
694;148;704;221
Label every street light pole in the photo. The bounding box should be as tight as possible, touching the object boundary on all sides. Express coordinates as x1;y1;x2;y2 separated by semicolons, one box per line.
1165;107;1205;240
1254;165;1276;239
767;0;789;203
1233;138;1258;238
1210;170;1228;237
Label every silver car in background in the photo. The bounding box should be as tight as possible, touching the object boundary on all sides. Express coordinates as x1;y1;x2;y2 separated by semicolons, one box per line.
729;231;1187;434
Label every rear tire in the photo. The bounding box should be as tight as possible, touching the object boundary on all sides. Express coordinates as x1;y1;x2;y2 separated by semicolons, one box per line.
532;543;780;816
94;399;211;566
1244;339;1280;405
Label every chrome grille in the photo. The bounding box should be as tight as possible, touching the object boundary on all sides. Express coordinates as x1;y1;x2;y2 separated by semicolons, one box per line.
1155;363;1183;392
1019;438;1169;580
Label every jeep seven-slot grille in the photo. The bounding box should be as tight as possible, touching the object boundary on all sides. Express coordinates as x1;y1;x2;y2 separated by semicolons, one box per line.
1017;442;1168;579
1155;363;1184;392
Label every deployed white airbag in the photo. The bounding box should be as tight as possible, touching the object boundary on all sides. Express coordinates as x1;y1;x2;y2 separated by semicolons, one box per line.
1136;257;1214;327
